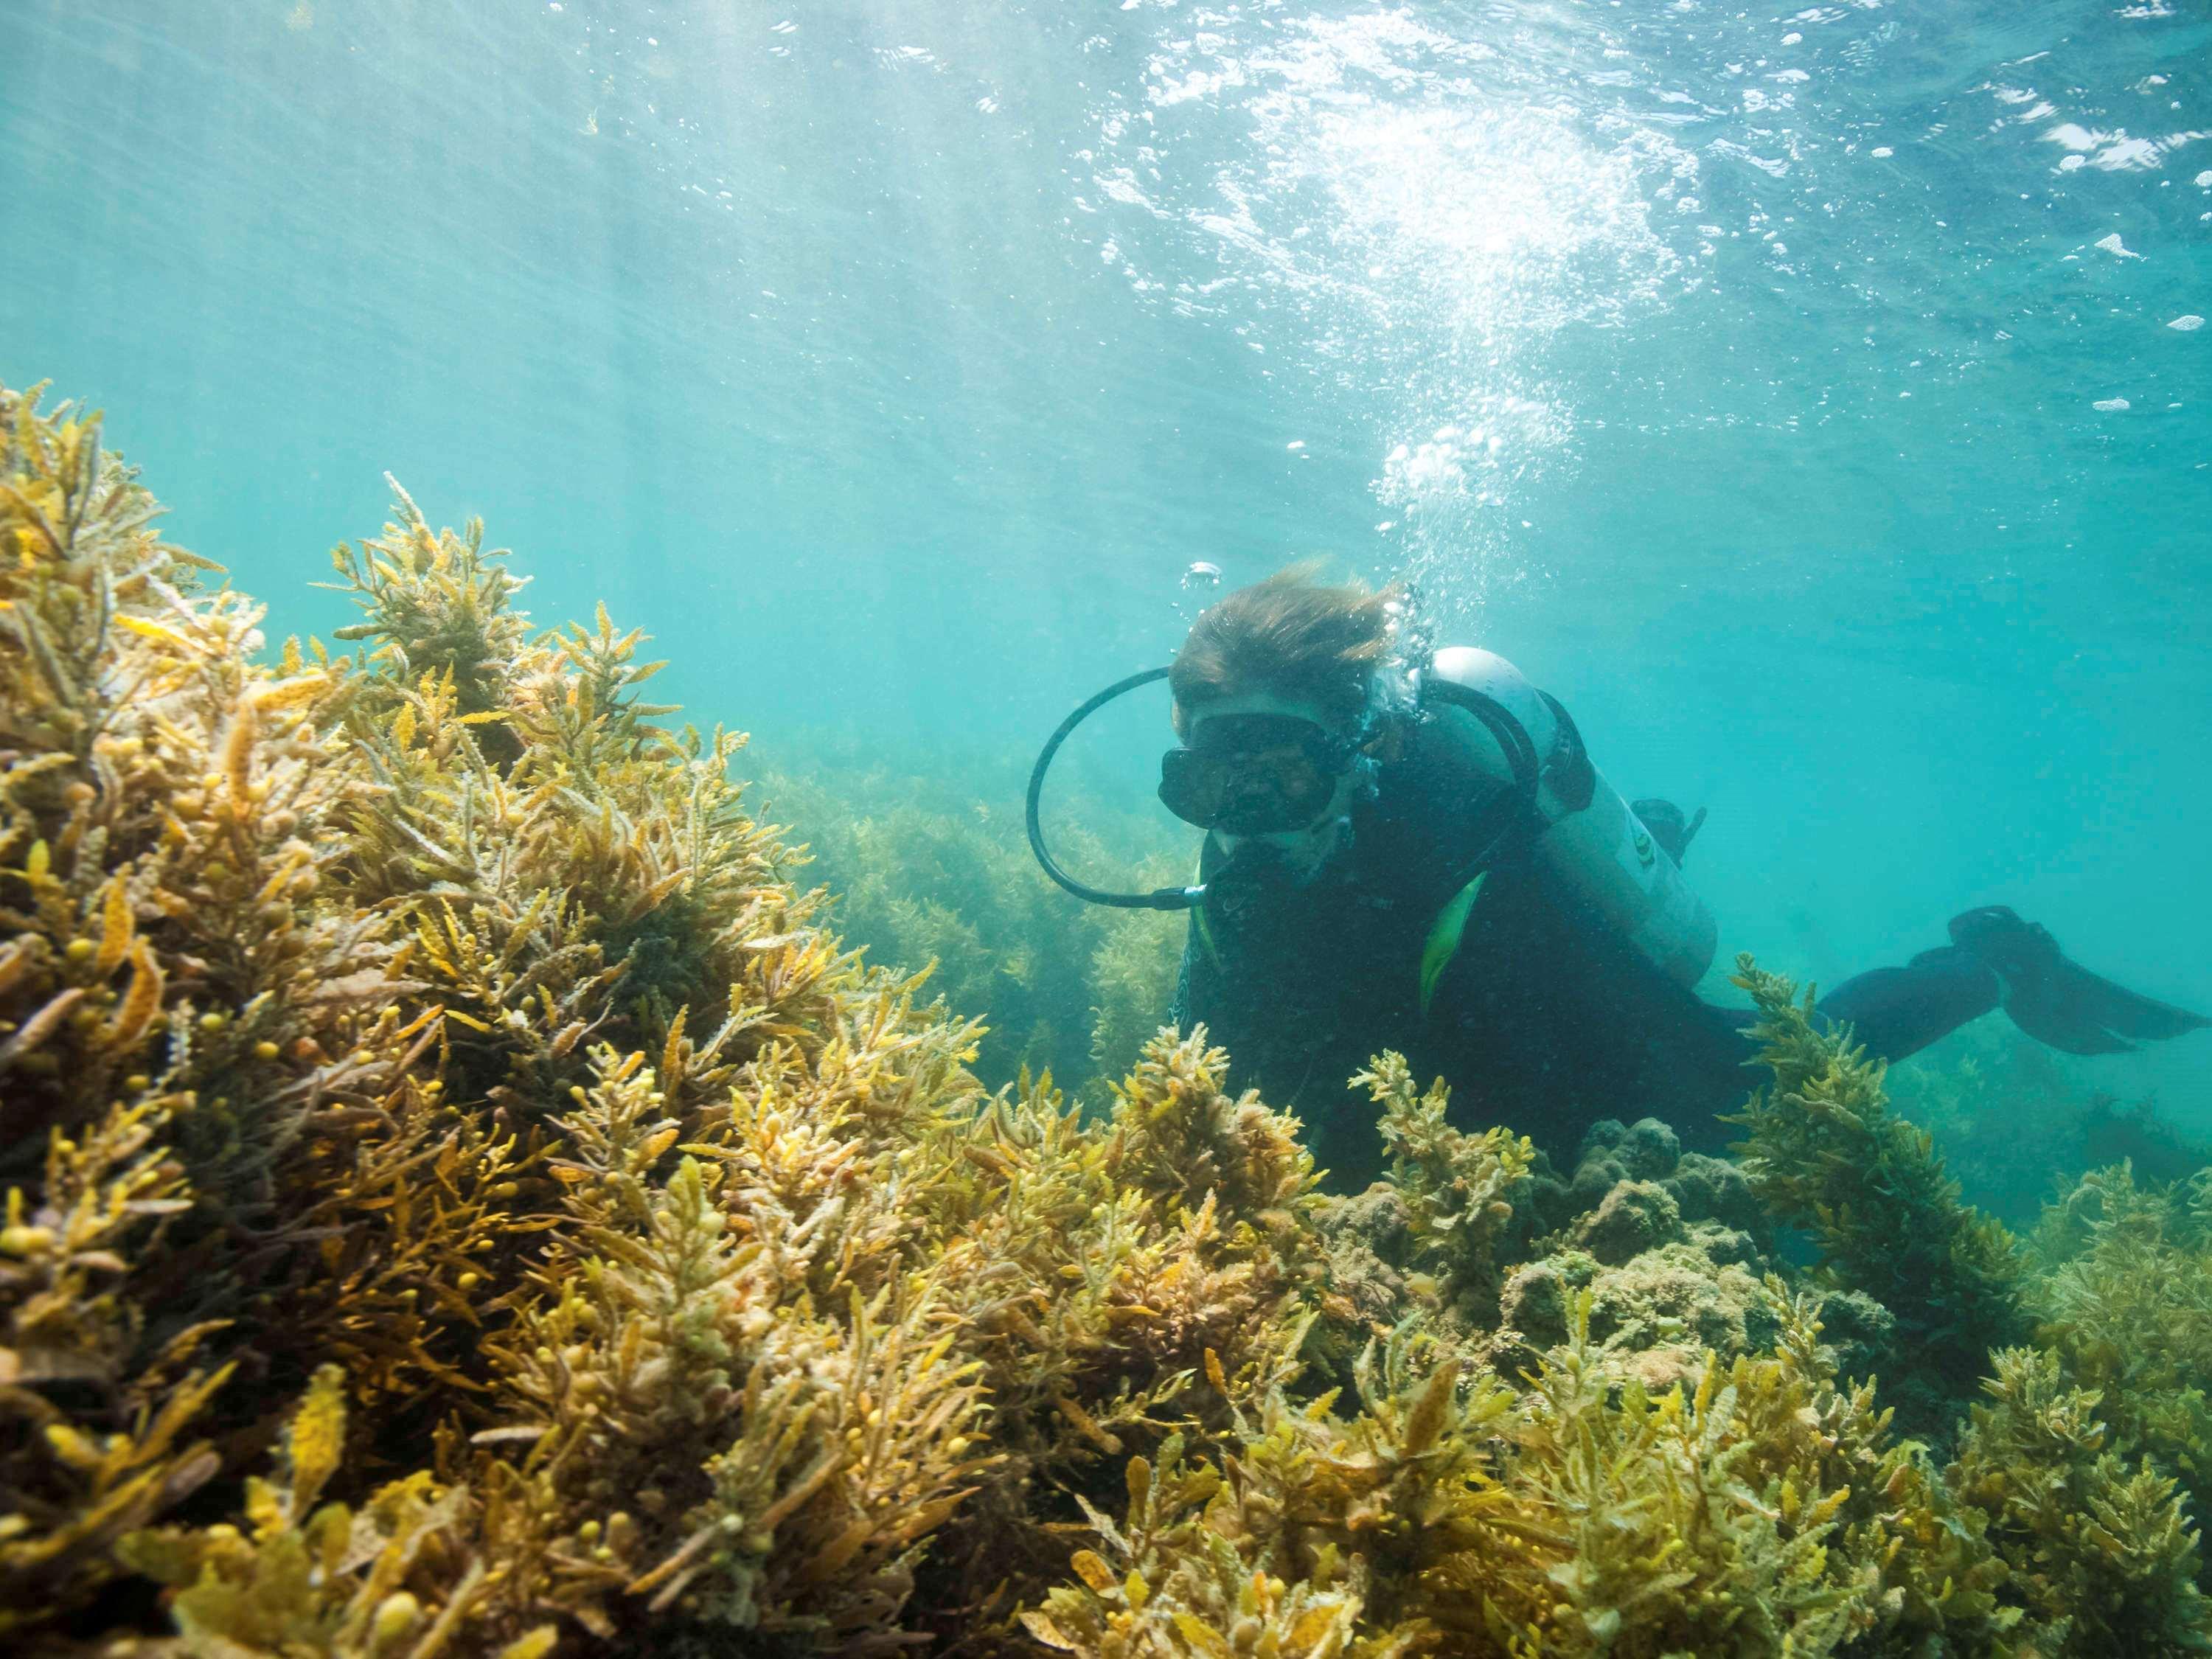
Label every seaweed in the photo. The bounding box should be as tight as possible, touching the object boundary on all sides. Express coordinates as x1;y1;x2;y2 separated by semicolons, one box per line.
1725;956;2031;1425
1029;1284;2010;1658
1335;1054;1534;1343
754;755;1183;1101
2025;1164;2212;1545
2077;1092;2208;1189
1950;1344;2211;1654
0;378;1340;1655
9;377;2212;1657
1884;1017;2197;1227
0;378;993;1650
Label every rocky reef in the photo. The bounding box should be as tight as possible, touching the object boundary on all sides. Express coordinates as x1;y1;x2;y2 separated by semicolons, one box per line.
4;378;2212;1656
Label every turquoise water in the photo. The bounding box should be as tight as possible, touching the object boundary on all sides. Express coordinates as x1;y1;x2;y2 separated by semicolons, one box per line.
6;1;2208;1121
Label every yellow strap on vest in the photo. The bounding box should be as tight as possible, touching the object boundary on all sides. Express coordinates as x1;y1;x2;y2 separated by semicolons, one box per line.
1419;872;1488;1018
1193;852;1223;969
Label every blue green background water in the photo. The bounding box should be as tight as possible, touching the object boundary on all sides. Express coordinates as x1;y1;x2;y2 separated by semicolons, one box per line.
6;0;2208;1121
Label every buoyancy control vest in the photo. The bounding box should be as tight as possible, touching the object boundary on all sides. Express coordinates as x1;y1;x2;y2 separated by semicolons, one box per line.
1173;689;1733;1181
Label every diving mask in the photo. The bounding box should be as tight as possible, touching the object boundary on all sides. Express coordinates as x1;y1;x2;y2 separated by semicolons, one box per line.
1027;664;1540;911
1157;713;1360;835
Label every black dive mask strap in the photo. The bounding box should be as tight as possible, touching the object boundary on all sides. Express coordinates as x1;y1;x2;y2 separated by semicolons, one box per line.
1026;667;1207;911
1026;665;1551;911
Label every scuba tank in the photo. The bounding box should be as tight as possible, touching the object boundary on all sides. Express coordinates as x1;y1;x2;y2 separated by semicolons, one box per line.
1425;647;1717;989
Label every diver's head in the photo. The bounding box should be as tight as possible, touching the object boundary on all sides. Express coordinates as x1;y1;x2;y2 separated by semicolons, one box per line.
1158;566;1411;885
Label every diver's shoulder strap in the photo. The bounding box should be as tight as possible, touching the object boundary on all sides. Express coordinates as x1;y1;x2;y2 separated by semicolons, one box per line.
1168;934;1197;1032
1420;646;1591;812
1420;645;1718;990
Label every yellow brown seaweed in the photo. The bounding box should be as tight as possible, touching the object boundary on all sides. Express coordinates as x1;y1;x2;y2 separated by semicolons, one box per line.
4;378;2212;1658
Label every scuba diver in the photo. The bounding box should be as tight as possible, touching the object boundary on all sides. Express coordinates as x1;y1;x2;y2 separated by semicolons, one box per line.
1027;568;2209;1190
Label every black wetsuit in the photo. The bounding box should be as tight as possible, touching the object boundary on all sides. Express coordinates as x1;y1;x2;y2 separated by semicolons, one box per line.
1167;715;2000;1190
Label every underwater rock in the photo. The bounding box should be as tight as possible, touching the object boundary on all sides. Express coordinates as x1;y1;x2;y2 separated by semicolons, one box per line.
1520;1141;1627;1236
1592;1240;1778;1377
1571;1114;1678;1178
1688;1217;1763;1267
1310;1181;1413;1336
1523;1121;1761;1248
1501;1220;1776;1394
1568;1176;1684;1265
1576;1116;1630;1157
1497;1248;1593;1351
1815;1286;1898;1385
1666;1147;1766;1236
1615;1114;1682;1180
1566;1150;1628;1216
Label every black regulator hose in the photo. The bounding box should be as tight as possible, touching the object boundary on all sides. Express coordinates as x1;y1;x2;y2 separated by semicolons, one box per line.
1025;667;1206;911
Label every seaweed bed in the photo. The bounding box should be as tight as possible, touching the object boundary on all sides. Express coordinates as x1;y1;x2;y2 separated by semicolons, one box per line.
6;378;2212;1656
749;751;1184;1106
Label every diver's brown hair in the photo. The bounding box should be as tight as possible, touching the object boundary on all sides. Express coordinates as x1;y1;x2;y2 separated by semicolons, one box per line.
1170;563;1399;736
